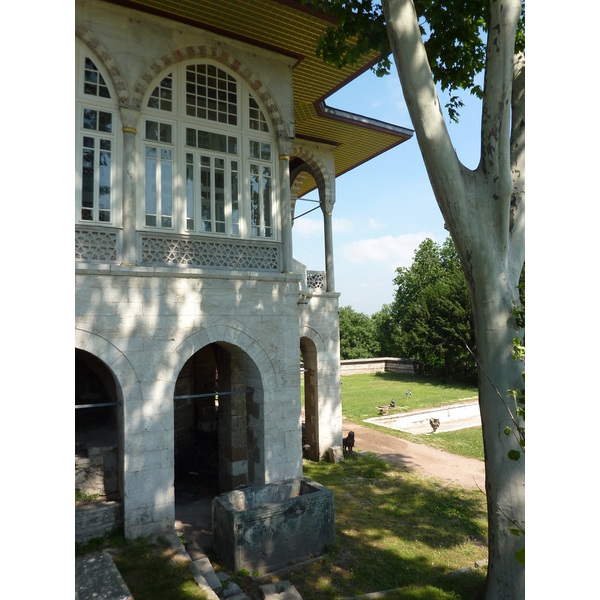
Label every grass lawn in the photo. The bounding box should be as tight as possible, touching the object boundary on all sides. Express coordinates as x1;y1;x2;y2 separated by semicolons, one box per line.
341;372;478;420
341;372;484;461
245;453;488;600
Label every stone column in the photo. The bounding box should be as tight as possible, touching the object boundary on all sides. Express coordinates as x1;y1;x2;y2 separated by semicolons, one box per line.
322;207;335;292
278;138;294;274
120;107;140;266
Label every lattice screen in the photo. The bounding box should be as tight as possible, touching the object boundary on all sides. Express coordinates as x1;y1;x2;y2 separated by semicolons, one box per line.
141;235;279;270
307;271;325;290
75;228;118;262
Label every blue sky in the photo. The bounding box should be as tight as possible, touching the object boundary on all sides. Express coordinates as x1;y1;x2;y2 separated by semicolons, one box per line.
292;59;483;315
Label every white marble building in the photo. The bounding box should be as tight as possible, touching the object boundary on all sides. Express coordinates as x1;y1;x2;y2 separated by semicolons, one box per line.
74;0;412;540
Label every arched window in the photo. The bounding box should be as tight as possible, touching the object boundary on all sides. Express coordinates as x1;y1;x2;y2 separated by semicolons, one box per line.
139;60;277;243
75;41;120;227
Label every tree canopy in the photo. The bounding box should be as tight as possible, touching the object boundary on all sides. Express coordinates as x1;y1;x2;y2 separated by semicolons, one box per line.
304;0;524;120
338;306;381;359
392;237;476;381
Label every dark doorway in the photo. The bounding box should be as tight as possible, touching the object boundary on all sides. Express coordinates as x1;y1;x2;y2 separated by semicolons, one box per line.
75;349;121;502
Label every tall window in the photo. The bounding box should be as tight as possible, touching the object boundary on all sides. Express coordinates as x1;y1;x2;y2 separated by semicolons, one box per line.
249;140;273;238
80;107;114;222
140;60;277;242
143;119;174;227
76;44;119;227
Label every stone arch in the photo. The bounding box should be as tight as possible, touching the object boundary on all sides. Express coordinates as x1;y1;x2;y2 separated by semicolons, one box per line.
75;328;142;404
165;322;277;392
300;334;320;462
132;45;288;139
75;24;130;106
290;144;335;213
166;322;277;490
299;325;326;354
75;328;142;528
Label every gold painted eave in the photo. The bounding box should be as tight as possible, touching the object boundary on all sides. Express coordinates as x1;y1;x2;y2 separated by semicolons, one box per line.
110;0;413;192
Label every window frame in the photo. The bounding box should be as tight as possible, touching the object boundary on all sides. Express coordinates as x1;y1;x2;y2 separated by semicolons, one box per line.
75;42;122;228
140;116;177;230
138;59;279;242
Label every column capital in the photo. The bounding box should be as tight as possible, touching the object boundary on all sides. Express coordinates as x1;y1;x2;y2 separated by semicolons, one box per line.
321;201;335;216
119;105;141;131
277;137;294;157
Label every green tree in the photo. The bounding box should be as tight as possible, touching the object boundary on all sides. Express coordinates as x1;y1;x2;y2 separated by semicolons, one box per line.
392;238;476;381
338;306;381;359
303;1;526;596
371;304;403;357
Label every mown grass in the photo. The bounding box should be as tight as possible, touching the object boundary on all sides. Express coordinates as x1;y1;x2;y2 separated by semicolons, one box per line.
341;373;483;461
77;456;487;600
341;372;478;420
76;534;209;600
246;453;488;600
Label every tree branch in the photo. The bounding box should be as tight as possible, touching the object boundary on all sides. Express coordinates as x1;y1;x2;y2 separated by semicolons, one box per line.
382;0;468;250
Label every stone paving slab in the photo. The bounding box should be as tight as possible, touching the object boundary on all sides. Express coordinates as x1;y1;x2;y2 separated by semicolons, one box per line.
260;580;303;600
75;551;133;600
192;557;223;594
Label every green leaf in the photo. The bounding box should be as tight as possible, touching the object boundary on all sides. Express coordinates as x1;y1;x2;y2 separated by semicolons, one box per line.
508;450;521;461
515;547;525;564
504;426;511;436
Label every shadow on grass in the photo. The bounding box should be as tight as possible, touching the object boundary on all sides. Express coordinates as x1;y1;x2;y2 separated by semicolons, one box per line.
370;372;474;390
76;535;209;600
285;454;487;600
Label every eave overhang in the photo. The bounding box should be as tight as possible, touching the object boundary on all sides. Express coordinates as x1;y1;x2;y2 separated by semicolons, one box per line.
105;0;414;195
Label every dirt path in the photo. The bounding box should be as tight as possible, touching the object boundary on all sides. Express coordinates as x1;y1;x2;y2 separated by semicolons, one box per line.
342;418;485;492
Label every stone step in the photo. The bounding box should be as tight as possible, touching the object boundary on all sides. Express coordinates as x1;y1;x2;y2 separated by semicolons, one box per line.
192;557;223;594
260;581;303;600
75;551;133;600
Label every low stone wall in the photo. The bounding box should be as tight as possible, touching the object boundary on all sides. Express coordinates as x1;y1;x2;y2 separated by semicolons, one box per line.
340;357;421;376
76;501;123;544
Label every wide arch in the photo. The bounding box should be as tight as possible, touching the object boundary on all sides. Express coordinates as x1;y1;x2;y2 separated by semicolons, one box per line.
164;322;277;393
165;322;278;489
132;45;289;140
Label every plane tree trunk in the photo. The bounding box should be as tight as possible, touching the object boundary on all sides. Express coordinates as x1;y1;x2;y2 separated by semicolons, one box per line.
382;1;525;597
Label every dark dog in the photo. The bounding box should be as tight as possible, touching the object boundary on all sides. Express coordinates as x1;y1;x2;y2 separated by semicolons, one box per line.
343;431;355;453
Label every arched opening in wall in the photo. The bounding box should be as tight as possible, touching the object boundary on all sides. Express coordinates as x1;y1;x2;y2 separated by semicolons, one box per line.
75;349;123;515
290;165;324;276
173;342;265;542
300;337;319;461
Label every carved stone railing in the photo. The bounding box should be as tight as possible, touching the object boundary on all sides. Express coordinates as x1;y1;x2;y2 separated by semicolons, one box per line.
75;226;121;263
139;232;281;271
307;271;326;290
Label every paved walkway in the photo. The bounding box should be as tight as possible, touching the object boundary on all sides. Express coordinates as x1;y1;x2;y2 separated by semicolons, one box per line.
342;418;486;492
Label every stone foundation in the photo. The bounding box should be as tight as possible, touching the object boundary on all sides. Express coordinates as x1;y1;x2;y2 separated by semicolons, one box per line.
76;501;123;544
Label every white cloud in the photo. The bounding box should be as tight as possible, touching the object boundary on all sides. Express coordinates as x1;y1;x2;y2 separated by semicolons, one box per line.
292;217;322;237
333;217;356;234
366;218;386;232
340;232;433;266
